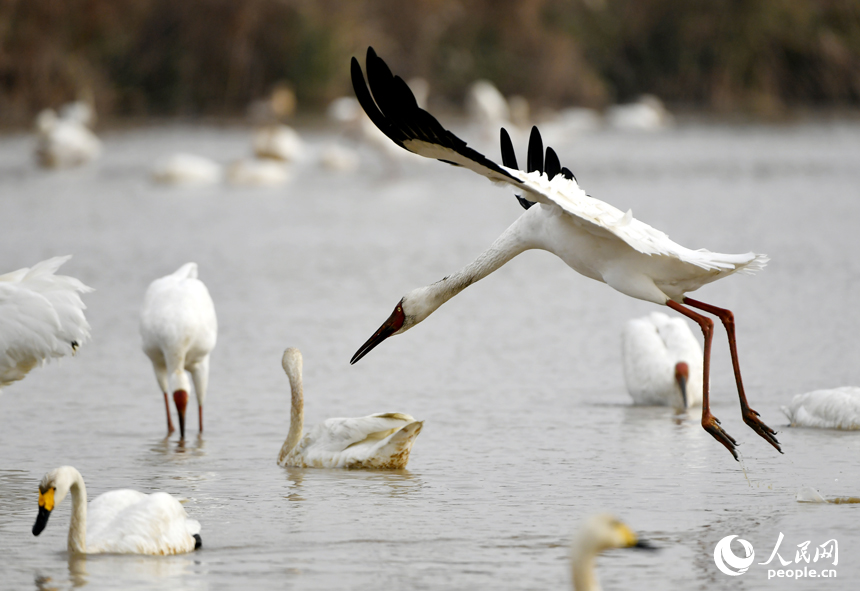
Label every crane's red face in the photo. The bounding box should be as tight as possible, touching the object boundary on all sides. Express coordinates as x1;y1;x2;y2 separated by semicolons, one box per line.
674;361;689;408
350;299;406;364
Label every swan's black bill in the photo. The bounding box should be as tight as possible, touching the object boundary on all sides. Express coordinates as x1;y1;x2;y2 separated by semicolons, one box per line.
350;300;406;364
32;506;52;536
193;533;202;549
634;539;658;551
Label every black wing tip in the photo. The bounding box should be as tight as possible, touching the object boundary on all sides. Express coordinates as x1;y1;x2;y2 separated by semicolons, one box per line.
193;533;202;549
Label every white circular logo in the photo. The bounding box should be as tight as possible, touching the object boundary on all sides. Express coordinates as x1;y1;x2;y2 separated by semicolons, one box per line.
714;535;755;576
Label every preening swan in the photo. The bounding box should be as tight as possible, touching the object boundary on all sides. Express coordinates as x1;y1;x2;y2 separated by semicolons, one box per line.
140;263;217;438
32;466;201;555
781;387;860;430
34;106;101;169
0;256;92;392
278;348;423;469
622;312;703;410
349;47;780;460
151;153;222;186
570;514;655;591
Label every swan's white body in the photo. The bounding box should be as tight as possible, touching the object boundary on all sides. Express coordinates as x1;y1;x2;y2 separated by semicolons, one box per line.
151;153;222;185
35;108;102;169
570;514;651;591
252;124;304;162
0;256;92;392
622;312;703;409
33;466;200;555
226;158;290;186
140;263;217;437
781;387;860;430
278;348;423;469
319;143;360;172
606;95;673;131
466;79;511;131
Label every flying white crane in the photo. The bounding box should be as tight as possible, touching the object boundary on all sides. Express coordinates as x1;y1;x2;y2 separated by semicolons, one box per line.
32;465;201;554
622;312;703;410
140;263;217;439
0;256;92;392
348;47;781;460
278;347;423;469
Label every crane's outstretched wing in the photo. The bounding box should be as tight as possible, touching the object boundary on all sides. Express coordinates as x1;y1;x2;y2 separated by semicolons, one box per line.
351;47;765;273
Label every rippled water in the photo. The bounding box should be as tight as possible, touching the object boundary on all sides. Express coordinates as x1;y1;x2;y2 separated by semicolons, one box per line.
1;120;858;590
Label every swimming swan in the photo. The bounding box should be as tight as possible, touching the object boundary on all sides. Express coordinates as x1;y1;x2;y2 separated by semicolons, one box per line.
781;386;860;429
32;466;201;555
277;347;423;469
570;514;655;591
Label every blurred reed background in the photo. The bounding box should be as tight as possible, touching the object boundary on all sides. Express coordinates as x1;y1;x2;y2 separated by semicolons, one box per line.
1;0;859;127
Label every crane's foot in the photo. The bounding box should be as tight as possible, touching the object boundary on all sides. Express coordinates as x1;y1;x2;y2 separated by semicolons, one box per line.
703;412;739;461
742;407;782;453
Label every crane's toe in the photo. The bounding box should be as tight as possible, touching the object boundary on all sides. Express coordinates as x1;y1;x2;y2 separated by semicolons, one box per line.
743;408;782;453
702;413;739;461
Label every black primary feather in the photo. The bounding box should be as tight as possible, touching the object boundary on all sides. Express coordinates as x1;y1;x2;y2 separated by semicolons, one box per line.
526;126;544;174
352;47;518;182
500;128;535;210
545;147;561;180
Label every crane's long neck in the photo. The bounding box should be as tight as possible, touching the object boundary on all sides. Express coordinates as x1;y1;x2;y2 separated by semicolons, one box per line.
67;472;87;554
279;362;304;463
407;215;534;325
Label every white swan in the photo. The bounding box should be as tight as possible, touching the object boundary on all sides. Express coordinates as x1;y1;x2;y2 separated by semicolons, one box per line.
622;312;703;410
32;466;201;555
252;124;304;162
781;386;860;429
570;514;654;591
606;95;673;131
278;347;423;469
140;263;217;438
226;158;290;186
34;107;102;169
0;256;92;392
151;153;222;186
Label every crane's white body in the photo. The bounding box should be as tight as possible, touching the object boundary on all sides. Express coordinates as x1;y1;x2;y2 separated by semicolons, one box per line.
782;387;860;430
34;108;101;169
0;256;92;392
151;153;222;186
35;466;200;554
278;348;423;469
622;312;703;409
140;263;217;424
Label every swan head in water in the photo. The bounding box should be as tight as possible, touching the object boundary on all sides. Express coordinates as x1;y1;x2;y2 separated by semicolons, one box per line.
571;514;656;591
33;466;80;536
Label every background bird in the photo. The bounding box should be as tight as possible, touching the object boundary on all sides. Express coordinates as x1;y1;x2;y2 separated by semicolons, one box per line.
570;513;655;591
278;347;423;469
0;256;92;393
782;386;860;429
140;262;217;438
622;312;703;410
349;47;780;460
32;465;201;554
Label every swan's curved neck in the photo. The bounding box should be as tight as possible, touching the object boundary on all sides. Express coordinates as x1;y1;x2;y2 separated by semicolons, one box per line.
67;472;87;554
279;363;304;462
571;546;600;591
410;214;534;323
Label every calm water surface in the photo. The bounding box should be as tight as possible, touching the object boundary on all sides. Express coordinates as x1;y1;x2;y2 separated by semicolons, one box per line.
0;120;858;590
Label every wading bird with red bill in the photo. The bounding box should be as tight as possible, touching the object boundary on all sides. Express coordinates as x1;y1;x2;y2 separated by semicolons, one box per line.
349;47;782;460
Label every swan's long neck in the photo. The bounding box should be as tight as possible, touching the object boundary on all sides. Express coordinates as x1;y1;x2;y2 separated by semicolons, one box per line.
406;215;534;326
570;543;600;591
279;354;304;462
67;471;87;554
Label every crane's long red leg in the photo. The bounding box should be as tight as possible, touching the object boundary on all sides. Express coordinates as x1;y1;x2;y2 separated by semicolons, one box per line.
683;298;782;453
163;392;176;435
666;300;739;459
